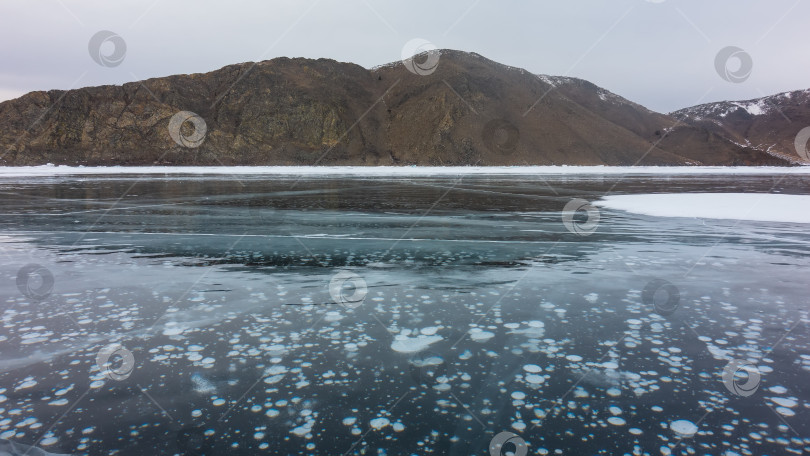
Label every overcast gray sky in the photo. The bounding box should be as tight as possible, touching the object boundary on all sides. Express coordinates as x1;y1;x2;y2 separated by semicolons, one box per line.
1;0;807;113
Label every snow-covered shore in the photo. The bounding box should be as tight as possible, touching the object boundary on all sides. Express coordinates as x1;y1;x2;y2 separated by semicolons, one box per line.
0;165;809;177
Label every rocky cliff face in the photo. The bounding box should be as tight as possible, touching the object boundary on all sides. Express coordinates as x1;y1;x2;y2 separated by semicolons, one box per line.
0;50;795;166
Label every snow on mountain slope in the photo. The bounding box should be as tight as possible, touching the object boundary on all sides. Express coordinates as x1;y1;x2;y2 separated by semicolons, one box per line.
672;89;810;163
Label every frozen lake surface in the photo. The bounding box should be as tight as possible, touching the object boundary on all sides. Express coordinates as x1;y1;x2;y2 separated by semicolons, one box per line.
0;170;808;455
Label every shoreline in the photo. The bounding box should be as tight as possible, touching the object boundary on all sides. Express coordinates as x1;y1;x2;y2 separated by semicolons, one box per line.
1;164;809;177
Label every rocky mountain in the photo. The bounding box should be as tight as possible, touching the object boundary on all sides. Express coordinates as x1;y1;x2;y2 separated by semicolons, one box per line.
671;90;810;164
0;50;796;166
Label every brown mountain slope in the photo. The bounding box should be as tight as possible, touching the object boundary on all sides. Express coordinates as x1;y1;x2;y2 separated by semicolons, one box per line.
0;50;793;166
671;90;810;164
535;75;790;166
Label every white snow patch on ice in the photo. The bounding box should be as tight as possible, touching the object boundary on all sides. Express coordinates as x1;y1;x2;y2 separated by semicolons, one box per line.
391;332;443;354
670;419;698;437
597;193;810;224
369;418;390;430
525;374;545;384
2;165;810;178
469;328;495;342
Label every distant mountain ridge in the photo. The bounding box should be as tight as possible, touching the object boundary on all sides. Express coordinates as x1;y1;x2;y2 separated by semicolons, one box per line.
671;89;810;164
0;50;801;166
